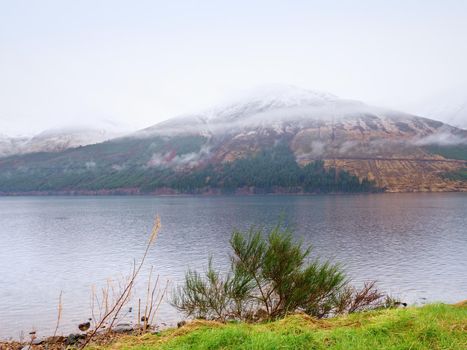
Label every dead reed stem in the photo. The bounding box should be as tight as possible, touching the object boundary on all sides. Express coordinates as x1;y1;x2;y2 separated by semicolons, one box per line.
79;215;161;349
52;291;63;339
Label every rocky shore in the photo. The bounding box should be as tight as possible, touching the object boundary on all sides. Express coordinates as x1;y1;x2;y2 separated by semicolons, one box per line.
2;302;465;350
0;322;160;350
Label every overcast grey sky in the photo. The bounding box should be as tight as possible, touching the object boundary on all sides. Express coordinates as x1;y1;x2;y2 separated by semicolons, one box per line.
1;0;466;135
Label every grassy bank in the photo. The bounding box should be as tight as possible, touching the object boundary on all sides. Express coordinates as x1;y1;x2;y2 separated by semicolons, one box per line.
92;303;466;350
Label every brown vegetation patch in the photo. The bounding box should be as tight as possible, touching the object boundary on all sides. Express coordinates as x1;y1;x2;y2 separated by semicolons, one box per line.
321;158;467;192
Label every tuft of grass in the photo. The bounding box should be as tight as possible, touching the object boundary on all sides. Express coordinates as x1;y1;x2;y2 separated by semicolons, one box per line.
89;303;467;350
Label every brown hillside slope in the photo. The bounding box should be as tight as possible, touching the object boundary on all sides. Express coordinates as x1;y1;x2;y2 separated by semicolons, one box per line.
320;158;467;192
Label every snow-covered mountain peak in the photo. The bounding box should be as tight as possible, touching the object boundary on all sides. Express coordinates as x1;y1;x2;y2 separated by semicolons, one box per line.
204;84;339;123
144;85;464;142
226;84;338;106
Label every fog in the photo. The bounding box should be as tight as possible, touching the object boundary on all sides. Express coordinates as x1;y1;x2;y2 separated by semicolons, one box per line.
1;0;467;136
147;145;212;169
414;132;467;146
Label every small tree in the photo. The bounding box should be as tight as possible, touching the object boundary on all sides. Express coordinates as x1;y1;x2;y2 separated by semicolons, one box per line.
173;222;387;322
229;224;347;319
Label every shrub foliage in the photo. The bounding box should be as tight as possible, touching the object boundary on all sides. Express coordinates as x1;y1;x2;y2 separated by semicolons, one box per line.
172;223;387;321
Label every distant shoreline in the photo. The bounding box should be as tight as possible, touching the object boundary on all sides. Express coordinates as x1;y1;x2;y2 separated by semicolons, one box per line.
1;188;466;197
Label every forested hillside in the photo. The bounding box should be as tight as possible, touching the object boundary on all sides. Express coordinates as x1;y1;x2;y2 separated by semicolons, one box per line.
0;143;376;194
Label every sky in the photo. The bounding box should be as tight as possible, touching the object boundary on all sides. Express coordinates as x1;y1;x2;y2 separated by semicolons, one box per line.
1;0;467;135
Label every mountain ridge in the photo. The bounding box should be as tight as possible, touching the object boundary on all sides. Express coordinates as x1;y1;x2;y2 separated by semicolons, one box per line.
0;127;121;157
0;85;466;193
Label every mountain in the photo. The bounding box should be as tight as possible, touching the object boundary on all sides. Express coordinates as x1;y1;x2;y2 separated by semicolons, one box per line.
409;88;467;129
0;134;29;158
0;127;120;157
422;101;467;130
0;85;466;194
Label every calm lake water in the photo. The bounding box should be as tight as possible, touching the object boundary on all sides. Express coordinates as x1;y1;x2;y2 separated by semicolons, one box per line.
0;194;466;339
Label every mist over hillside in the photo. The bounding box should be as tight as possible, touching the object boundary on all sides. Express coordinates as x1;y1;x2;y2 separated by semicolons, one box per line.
0;85;466;194
410;88;467;130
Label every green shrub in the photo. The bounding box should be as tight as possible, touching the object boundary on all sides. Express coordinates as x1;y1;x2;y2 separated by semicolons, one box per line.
172;222;387;322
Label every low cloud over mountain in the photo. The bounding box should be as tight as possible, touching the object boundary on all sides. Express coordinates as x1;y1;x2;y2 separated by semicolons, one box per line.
0;85;466;193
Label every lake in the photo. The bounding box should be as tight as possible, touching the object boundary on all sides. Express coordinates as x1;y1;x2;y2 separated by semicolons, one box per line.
0;193;466;339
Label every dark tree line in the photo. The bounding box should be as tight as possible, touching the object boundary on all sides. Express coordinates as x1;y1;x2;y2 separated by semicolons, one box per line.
161;144;377;193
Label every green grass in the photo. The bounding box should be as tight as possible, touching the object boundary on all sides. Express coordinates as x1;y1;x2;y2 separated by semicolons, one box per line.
93;303;466;350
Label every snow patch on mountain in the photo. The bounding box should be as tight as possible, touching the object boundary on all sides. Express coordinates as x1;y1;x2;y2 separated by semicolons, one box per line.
204;84;339;122
0;127;121;157
143;85;376;137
